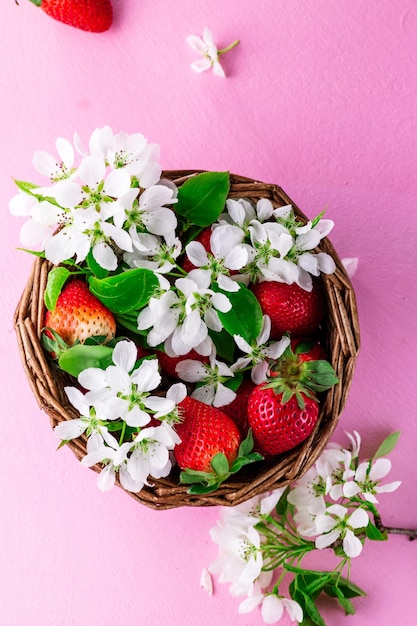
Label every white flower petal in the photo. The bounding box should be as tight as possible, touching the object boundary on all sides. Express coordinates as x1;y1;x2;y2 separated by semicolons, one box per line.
92;242;118;271
112;340;137;373
343;529;363;558
186;241;209;267
261;595;284;624
190;58;212;73
217;274;240;292
77;155;106;189
200;568;213;595
369;458;392;481
104;168;131;197
97;464;117;492
186;35;207;53
317;252;336;274
54;419;86;441
348;507;369;529
315;529;340;549
342;257;359;278
175;360;206;382
282;598;303;623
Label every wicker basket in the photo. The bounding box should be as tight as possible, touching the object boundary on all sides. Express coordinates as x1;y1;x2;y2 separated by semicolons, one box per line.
14;171;360;510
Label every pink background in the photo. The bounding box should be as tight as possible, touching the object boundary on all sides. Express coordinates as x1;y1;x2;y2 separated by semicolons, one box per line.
1;1;417;625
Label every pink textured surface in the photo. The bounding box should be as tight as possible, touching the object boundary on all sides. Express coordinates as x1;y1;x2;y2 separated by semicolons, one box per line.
1;1;416;625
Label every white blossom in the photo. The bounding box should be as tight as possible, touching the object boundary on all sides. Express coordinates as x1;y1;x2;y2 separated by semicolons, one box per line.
261;594;303;624
342;457;401;503
185;224;248;292
124;229;182;273
80;341;172;428
231;316;290;384
315;504;369;558
209;523;264;597
33;136;75;182
138;273;231;356
55;386;119;452
176;349;236;407
186;28;239;78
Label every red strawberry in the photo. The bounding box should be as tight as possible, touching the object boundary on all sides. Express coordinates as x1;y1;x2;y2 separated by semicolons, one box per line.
221;378;255;435
247;344;338;456
247;387;319;456
136;343;150;360
157;349;209;379
174;396;241;472
43;278;116;354
29;0;113;33
182;227;213;273
251;280;325;339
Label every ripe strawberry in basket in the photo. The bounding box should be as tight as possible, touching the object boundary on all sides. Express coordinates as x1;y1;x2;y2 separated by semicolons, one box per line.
43;278;116;357
251;279;325;339
247;343;338;456
174;396;263;494
221;378;255;435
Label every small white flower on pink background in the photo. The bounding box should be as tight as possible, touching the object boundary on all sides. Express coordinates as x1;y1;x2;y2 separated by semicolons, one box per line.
186;27;240;77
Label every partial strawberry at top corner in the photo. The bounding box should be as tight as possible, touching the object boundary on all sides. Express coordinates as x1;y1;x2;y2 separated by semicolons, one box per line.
29;0;113;33
251;279;326;339
43;278;116;351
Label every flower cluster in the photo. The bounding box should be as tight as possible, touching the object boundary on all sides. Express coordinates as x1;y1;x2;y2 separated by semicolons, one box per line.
10;126;337;494
207;431;401;625
55;340;185;492
10;126;173;271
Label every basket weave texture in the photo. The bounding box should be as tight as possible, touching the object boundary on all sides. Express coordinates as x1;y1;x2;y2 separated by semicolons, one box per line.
14;171;360;510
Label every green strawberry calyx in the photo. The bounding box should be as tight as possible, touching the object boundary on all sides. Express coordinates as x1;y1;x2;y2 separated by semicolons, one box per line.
179;429;264;495
264;342;339;409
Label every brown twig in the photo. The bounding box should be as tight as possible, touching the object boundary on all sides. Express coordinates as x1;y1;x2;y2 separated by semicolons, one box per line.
374;513;417;541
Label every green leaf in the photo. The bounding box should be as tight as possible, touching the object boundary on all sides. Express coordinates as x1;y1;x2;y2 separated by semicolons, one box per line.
58;344;114;377
230;453;263;473
16;248;46;258
216;284;263;344
13;179;40;194
373;431;401;460
44;267;71;311
116;311;144;334
238;429;255;457
302;360;339;392
89;268;159;314
301;592;327;626
187;483;221;495
180;469;215;485
175;171;230;227
210;452;230;477
366;521;388;541
333;587;356;615
325;575;367;599
208;328;236;361
302;573;334;597
223;372;243;392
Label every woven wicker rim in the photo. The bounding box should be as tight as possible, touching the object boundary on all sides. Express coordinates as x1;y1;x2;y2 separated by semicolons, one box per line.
13;171;360;509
